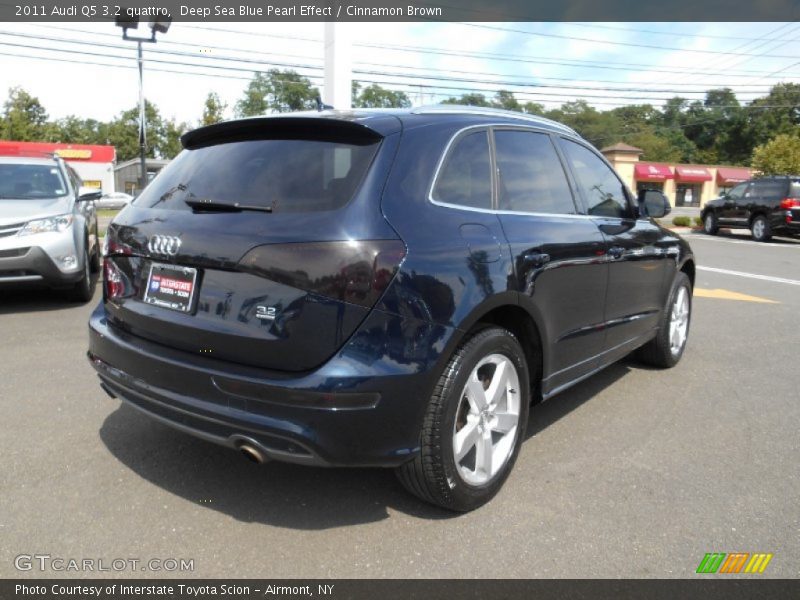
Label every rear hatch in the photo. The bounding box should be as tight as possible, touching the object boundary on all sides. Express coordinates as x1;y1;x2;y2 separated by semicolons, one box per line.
103;115;405;372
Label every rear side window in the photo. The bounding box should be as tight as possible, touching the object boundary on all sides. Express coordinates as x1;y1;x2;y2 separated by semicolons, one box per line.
752;179;789;198
494;130;576;214
561;139;630;218
134;138;380;213
432;131;492;210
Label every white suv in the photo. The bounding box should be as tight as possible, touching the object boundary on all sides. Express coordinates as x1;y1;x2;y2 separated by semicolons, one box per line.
0;154;100;301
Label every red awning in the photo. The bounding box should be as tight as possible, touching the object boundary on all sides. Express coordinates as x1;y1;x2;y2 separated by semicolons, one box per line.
634;163;673;181
675;166;712;182
716;167;751;185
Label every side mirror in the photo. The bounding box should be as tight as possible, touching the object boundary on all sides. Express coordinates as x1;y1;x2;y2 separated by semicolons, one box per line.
78;186;102;202
638;189;671;219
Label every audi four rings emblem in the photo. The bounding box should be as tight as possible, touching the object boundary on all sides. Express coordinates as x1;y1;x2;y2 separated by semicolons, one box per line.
148;235;182;257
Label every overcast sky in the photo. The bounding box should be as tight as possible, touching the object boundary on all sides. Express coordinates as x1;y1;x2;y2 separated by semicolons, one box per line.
0;21;797;125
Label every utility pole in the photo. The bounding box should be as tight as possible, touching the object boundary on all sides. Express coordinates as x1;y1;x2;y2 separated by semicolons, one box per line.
115;15;172;193
324;22;353;109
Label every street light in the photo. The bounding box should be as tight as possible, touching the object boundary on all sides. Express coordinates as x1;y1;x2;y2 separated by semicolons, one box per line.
115;13;172;193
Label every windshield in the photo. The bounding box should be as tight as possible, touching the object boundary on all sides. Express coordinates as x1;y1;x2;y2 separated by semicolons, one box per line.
0;163;68;199
134;138;380;213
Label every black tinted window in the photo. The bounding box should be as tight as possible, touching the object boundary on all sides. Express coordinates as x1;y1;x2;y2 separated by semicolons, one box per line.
728;182;749;199
562;140;629;218
134;138;379;212
432;131;492;210
0;163;68;199
495;130;575;214
752;179;788;198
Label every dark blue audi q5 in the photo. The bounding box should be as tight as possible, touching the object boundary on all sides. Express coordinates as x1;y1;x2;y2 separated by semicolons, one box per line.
88;106;695;511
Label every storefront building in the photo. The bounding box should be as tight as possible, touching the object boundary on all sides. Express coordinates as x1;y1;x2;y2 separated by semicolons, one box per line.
0;140;116;193
601;142;752;208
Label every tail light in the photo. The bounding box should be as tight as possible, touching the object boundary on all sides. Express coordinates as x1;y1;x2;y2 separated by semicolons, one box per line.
238;240;406;308
779;198;800;209
103;238;135;301
103;258;125;300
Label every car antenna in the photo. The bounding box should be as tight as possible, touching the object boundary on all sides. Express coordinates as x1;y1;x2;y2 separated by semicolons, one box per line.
315;96;334;112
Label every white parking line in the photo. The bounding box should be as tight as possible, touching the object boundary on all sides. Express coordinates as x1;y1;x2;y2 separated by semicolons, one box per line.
697;266;800;286
688;233;800;249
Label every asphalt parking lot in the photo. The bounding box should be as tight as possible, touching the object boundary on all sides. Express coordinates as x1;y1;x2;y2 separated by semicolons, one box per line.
1;229;798;579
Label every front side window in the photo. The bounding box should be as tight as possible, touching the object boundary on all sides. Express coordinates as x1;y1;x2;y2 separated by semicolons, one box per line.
431;131;492;210
494;130;576;215
0;163;68;200
727;182;749;199
561;139;630;218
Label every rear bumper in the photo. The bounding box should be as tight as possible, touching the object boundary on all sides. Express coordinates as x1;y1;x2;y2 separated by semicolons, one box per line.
88;303;455;467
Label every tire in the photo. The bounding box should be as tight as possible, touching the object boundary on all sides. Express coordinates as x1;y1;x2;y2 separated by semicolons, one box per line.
67;242;96;303
750;214;772;242
396;327;531;512
702;211;718;235
637;272;692;368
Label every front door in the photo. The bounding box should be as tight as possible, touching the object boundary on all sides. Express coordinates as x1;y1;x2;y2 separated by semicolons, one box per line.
559;138;673;355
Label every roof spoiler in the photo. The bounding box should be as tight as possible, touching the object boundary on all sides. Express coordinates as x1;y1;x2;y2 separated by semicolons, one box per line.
181;116;385;150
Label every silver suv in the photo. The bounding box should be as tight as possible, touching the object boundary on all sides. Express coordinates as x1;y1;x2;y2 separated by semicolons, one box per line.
0;154;100;301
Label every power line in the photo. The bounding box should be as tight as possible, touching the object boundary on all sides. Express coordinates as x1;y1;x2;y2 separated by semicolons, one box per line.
451;21;800;58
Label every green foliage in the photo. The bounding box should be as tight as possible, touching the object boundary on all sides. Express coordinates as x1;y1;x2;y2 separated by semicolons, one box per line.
672;216;692;227
751;133;800;175
694;217;703;227
235;70;319;117
201;92;226;126
352;83;411;108
1;87;49;141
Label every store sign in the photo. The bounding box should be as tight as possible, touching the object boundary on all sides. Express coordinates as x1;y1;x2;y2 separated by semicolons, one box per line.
55;149;92;160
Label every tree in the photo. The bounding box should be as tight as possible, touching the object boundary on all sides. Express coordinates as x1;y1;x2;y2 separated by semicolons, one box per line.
235;70;319;117
1;87;49;141
352;83;411;108
443;93;491;107
493;90;520;111
105;100;166;162
751;133;800;175
201;92;227;126
162;119;190;159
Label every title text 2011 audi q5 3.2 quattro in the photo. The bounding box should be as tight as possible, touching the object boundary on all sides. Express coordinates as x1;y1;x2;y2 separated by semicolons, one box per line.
88;107;694;511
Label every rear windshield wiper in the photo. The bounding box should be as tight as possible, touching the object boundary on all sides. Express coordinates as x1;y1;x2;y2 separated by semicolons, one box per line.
185;199;273;213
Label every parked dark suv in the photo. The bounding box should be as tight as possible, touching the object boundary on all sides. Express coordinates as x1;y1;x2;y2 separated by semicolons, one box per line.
701;176;800;241
88;107;695;511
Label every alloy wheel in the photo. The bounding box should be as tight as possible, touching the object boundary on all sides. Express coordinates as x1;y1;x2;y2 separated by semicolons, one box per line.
669;286;690;356
452;354;521;486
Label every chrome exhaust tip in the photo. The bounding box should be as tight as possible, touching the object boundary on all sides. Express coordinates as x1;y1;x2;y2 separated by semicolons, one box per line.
239;443;267;465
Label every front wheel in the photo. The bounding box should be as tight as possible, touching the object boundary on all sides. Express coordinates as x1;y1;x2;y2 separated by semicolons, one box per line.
702;211;718;235
751;215;772;242
396;327;531;512
67;242;96;303
637;272;692;368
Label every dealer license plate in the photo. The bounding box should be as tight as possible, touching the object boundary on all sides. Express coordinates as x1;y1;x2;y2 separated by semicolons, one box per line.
143;263;198;313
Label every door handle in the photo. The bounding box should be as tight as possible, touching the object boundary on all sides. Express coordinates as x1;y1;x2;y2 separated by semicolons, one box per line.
522;252;550;268
607;246;624;259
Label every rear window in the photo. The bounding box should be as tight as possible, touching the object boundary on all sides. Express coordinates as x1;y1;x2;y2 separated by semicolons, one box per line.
789;181;800;197
0;163;68;200
134;138;380;212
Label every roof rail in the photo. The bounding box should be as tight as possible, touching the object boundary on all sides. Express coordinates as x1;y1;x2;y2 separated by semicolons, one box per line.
411;105;579;136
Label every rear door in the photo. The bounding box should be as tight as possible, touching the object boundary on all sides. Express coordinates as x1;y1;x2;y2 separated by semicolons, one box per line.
103;118;405;372
492;128;608;390
558;138;672;353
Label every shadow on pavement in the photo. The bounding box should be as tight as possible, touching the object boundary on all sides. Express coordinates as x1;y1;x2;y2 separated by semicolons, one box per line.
0;286;96;314
99;356;639;529
99;403;456;529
